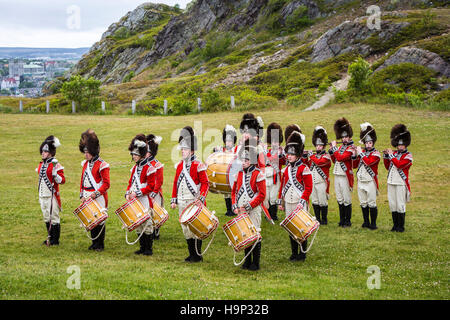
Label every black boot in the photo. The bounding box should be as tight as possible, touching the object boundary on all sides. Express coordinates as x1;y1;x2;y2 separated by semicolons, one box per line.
397;212;405;232
135;233;145;255
344;204;352;227
225;198;235;216
391;212;398;232
249;242;261;271
289;236;299;261
43;222;51;245
369;207;378;230
269;204;279;221
312;204;321;224
191;239;203;262
321;206;328;225
50;223;60;245
361;206;370;228
185;239;194;262
338;203;345;227
95;224;105;251
297;240;307;261
89;225;100;250
242;247;252;269
142;233;154;256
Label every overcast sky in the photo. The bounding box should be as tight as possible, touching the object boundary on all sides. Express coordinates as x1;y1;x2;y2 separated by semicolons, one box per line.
0;0;191;48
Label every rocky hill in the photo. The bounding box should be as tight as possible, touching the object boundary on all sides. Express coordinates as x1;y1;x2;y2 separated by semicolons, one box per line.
63;0;449;112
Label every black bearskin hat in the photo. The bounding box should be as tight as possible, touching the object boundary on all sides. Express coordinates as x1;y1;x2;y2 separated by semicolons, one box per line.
238;137;258;165
312;126;328;146
334;117;353;139
390;124;411;147
146;134;162;156
284;124;302;144
266;122;283;145
129;134;148;158
359;122;377;145
179;126;197;151
79;129;100;156
239;113;259;137
285;131;305;157
222;124;237;144
40;135;60;156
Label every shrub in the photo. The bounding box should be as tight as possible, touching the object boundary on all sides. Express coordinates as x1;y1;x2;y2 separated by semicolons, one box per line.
61;75;102;112
285;5;314;32
348;57;372;95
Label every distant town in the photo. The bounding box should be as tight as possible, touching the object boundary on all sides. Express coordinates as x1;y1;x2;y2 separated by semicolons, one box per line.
0;47;89;98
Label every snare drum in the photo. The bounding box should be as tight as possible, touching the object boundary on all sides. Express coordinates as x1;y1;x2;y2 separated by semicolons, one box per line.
151;201;169;229
115;198;151;232
206;151;242;194
73;198;108;231
280;207;319;243
222;213;261;252
179;202;219;240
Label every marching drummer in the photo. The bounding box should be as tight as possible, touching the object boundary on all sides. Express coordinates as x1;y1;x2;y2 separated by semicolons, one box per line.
171;126;209;263
384;124;413;232
264;122;286;221
277;131;313;262
213;124;238;217
79;129;110;251
145;134;164;240
37;136;65;246
126;134;157;256
238;113;266;171
231;140;266;271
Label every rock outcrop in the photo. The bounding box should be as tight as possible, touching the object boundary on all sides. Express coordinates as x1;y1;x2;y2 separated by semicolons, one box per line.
376;46;450;78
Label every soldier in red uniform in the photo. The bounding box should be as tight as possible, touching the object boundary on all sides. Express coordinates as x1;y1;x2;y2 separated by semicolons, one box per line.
277;131;313;261
213;125;238;217
146;134;164;239
384;124;413;232
264;122;286;221
126;134;156;255
231;141;266;271
79;129;110;251
238;114;266;171
329;118;356;227
353;123;381;230
37;136;65;246
171;126;209;262
306;126;331;225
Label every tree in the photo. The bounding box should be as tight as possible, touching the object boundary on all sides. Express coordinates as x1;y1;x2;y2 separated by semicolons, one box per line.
348;57;372;95
61;75;101;111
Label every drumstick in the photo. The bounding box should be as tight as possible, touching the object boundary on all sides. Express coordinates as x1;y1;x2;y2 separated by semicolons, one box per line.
261;204;275;225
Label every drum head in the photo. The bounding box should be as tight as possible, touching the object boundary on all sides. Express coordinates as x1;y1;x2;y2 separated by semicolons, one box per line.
227;157;242;189
180;203;199;223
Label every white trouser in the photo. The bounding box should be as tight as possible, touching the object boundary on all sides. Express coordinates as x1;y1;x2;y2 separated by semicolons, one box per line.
387;184;409;213
311;182;328;207
178;198;196;239
39;196;60;225
357;180;378;208
334;175;352;206
285;201;309;217
135;195;154;235
264;179;280;207
247;206;262;233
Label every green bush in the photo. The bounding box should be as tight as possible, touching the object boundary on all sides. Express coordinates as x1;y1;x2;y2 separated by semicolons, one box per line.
61;75;102;112
285;5;314;32
348;57;372;94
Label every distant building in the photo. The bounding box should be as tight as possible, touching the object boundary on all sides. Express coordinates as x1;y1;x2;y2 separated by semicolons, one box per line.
1;77;18;90
9;59;24;77
23;63;45;75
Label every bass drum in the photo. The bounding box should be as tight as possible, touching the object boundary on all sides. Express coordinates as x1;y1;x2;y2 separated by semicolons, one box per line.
206;151;242;194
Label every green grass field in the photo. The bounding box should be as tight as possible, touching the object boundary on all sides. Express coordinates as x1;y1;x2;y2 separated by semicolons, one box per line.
0;103;449;300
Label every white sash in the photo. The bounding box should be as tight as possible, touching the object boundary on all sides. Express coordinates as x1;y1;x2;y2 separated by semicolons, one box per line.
288;166;303;198
182;161;199;196
86;163;102;191
132;165;147;190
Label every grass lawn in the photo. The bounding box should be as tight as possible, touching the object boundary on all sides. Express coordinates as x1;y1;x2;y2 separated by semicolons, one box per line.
0;103;448;300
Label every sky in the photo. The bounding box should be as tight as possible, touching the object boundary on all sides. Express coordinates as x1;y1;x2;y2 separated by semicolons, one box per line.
0;0;191;48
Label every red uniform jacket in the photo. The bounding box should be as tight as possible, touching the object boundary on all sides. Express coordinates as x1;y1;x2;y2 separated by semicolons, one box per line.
329;143;355;189
148;156;164;199
307;150;332;194
37;158;65;208
171;155;209;204
383;150;413;193
80;156;110;207
353;148;381;190
278;159;313;203
265;146;286;184
127;158;156;207
231;165;266;212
